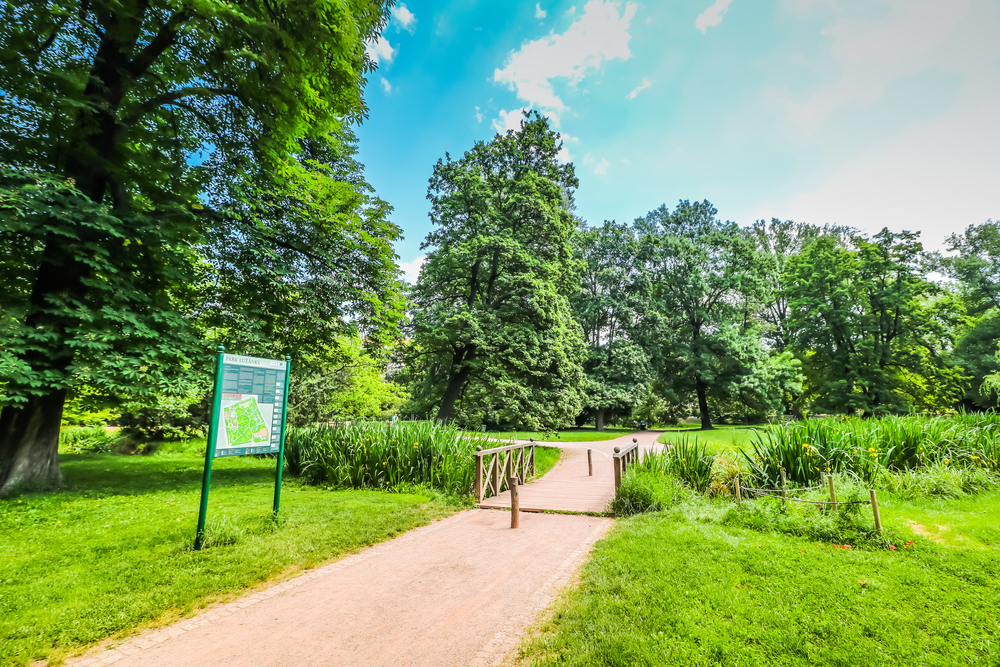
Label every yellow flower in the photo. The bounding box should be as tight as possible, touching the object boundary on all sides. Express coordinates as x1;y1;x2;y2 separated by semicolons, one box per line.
868;447;876;453
944;458;950;466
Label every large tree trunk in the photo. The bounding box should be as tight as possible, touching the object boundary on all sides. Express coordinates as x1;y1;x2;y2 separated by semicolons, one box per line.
595;408;605;431
435;346;476;423
0;391;66;494
696;379;714;430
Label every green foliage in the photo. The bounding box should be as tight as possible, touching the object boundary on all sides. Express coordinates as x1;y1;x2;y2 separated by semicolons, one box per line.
744;414;1000;488
572;221;649;425
784;230;966;414
404;112;585;430
608;470;685;517
286;421;494;494
287;337;407;427
634;200;779;428
641;439;715;493
57;426;119;454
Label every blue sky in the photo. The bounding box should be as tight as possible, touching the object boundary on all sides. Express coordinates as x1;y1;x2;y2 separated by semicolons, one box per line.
354;0;1000;281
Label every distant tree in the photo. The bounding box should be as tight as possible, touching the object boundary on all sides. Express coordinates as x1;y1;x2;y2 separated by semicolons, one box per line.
750;218;855;350
406;112;585;429
0;0;395;493
635;200;768;430
940;220;1000;410
571;221;649;429
784;230;966;415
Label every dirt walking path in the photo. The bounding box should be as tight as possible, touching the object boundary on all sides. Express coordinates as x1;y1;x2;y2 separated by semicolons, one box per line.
479;430;664;513
68;510;612;667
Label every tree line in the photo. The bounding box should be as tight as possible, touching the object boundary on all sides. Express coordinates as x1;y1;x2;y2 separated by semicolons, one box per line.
1;4;996;493
395;114;999;431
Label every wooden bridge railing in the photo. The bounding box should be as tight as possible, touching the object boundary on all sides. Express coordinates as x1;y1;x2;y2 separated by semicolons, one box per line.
474;441;535;503
612;438;641;491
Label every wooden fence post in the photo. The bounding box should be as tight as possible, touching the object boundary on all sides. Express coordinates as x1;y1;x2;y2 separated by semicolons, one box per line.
475;446;483;503
780;469;787;509
735;477;742;505
828;475;838;511
529;438;535;477
870;489;882;534
491;454;499;499
509;476;520;529
613;447;622;490
588;449;593;476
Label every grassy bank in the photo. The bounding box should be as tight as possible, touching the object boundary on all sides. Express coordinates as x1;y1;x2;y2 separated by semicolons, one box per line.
490;427;634;443
0;448;465;667
518;492;1000;666
657;426;762;455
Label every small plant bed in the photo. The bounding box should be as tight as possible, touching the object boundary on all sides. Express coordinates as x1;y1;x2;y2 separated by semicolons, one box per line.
0;449;466;667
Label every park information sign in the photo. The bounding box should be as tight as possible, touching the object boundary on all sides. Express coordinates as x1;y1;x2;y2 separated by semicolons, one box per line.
195;347;291;550
217;354;288;457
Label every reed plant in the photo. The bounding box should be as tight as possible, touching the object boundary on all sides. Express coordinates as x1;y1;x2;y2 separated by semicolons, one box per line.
285;420;497;494
743;412;1000;487
646;437;714;492
58;425;118;453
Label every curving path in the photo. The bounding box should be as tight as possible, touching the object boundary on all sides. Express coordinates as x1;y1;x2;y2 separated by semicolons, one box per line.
478;431;663;514
65;432;658;667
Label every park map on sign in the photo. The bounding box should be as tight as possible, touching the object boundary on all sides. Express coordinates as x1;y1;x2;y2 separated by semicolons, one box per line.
223;396;270;448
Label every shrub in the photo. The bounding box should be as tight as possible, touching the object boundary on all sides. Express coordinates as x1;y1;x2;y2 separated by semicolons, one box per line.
608;470;684;517
59;426;119;453
286;420;493;494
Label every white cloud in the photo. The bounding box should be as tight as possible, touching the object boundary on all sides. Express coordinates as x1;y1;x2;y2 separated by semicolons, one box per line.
696;0;733;34
494;0;637;121
399;255;427;284
774;0;998;135
557;134;579;163
781;94;1000;249
365;35;396;65
593;157;611;175
535;3;547;19
392;4;417;33
566;5;577;15
475;106;484;123
380;77;392;93
492;108;529;133
626;77;651;100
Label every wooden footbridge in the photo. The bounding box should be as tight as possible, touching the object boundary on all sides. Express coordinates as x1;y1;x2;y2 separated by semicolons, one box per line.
475;431;663;514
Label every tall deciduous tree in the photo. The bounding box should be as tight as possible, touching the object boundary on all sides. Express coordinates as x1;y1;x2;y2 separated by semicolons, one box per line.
571;221;648;429
636;200;768;430
784;230;965;415
406;112;585;429
0;0;395;493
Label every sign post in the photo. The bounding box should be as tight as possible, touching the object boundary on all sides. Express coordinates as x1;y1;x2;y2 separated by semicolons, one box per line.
273;355;291;516
194;349;290;550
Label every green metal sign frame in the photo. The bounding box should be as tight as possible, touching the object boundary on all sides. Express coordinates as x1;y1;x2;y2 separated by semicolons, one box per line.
194;346;291;550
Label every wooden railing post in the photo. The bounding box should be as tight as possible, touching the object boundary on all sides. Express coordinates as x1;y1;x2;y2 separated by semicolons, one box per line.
613;446;622;490
491;453;500;499
780;469;787;509
509;476;520;528
870;489;882;534
587;449;593;476
504;451;512;488
529;439;535;477
475;446;483;503
828;475;838;511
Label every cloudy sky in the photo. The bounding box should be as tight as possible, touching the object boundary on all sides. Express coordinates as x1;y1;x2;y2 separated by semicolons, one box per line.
355;0;1000;282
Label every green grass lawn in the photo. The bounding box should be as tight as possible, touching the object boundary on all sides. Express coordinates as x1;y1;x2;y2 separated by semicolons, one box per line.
516;490;1000;666
0;446;467;667
489;426;635;443
657;425;764;456
533;446;562;478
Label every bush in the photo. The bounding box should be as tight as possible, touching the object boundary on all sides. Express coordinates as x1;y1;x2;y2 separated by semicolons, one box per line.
286;420;493;494
59;426;119;453
608;470;686;517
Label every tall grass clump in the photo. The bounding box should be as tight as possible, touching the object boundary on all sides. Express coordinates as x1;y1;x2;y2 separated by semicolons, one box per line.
643;437;714;492
286;421;494;494
58;426;118;453
743;412;1000;487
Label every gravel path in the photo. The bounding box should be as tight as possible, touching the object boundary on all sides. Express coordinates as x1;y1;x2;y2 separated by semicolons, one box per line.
65;432;669;667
